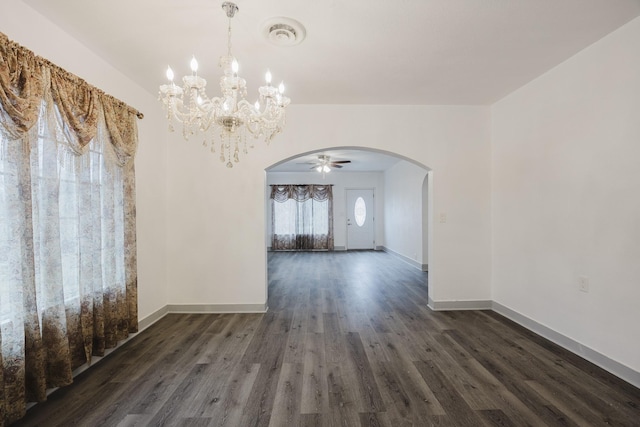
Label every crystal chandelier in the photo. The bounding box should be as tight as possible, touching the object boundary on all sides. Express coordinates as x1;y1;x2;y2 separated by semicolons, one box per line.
158;2;290;168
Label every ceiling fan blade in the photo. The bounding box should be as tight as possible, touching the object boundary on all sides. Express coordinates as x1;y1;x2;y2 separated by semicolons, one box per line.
331;160;351;164
332;164;343;168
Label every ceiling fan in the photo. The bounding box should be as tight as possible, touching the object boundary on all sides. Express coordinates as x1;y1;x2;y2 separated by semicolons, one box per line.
307;154;351;173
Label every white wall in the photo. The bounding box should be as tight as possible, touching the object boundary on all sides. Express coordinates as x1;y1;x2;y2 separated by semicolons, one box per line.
266;171;385;250
492;17;640;374
1;0;169;323
166;105;492;306
383;161;429;267
3;1;492;317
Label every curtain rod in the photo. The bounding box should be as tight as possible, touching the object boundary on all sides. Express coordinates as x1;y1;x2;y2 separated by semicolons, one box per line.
1;32;144;119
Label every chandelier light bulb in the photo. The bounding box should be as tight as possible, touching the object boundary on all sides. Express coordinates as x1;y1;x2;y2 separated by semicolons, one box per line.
190;56;199;73
254;101;260;111
265;70;272;85
232;59;239;74
166;66;174;82
278;81;285;94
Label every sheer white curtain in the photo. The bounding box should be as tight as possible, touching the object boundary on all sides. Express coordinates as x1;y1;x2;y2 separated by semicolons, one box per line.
273;197;329;239
270;184;334;250
0;31;139;425
0;94;130;416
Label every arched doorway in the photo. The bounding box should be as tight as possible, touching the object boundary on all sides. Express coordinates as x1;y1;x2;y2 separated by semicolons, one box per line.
265;147;431;306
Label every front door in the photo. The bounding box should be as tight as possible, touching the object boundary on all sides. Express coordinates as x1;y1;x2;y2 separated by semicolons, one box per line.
346;189;374;250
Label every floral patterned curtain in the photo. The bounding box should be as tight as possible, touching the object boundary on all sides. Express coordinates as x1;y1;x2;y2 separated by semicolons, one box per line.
0;32;141;426
270;184;334;251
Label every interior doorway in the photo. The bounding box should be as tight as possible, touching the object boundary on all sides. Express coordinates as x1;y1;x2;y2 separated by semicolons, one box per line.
265;147;432;306
346;188;375;250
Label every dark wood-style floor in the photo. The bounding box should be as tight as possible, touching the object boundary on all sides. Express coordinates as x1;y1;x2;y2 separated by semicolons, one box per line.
15;251;640;426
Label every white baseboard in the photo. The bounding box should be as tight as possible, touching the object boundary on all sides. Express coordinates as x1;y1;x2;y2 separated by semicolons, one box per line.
138;305;170;331
491;301;640;389
134;304;266;342
381;246;428;271
166;303;268;314
428;297;492;311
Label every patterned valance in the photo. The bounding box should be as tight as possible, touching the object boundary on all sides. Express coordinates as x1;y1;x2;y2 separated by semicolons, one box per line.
0;32;142;164
270;184;334;203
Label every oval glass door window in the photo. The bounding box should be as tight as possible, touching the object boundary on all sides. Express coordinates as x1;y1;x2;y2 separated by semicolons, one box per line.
354;196;366;227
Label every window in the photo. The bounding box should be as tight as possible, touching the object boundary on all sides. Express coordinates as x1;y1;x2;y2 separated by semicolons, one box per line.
273;198;329;236
270;185;334;251
0;32;140;423
354;196;366;227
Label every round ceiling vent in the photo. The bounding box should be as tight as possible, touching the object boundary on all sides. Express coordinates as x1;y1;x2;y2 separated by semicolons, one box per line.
262;17;306;47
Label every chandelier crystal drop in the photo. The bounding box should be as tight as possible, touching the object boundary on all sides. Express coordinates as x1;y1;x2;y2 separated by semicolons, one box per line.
158;2;290;168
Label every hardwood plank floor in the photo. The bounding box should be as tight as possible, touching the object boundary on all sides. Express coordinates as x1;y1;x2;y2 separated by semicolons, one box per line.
14;251;640;426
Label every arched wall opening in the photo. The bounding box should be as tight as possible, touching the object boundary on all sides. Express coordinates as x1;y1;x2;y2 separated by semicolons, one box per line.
265;146;432;307
164;104;491;316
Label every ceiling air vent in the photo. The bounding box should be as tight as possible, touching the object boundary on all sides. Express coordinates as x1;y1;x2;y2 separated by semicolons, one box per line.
263;17;306;46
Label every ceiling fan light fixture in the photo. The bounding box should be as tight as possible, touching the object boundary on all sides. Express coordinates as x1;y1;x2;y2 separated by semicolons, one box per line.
308;154;351;173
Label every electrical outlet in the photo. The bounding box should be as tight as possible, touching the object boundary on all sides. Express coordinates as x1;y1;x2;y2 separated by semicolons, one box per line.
578;276;589;293
439;213;447;223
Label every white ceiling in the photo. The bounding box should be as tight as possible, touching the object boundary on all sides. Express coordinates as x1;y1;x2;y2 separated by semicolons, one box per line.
24;0;640;106
22;0;640;172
